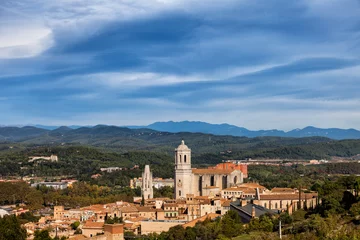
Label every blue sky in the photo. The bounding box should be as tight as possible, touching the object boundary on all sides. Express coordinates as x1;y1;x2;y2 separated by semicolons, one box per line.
1;0;360;130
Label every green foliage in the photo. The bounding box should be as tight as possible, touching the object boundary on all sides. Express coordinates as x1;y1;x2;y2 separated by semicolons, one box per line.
349;202;360;217
0;181;141;210
159;211;244;240
70;221;80;230
0;215;27;240
33;229;66;240
17;211;40;224
153;186;174;199
249;215;274;232
105;216;123;224
34;229;52;240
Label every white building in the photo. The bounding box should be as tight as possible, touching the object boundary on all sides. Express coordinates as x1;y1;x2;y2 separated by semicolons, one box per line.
174;140;244;199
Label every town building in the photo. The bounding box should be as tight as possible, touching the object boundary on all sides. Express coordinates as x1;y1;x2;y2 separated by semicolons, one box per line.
130;177;174;189
31;182;68;190
28;154;58;162
174;140;245;199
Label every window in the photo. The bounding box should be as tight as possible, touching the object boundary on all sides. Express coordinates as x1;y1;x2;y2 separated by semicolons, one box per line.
210;176;215;186
184;155;187;163
179;190;181;197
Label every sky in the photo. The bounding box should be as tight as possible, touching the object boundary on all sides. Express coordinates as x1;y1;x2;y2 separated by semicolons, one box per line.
1;0;360;130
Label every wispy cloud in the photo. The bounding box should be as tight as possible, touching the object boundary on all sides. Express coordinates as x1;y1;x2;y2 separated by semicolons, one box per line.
1;0;360;129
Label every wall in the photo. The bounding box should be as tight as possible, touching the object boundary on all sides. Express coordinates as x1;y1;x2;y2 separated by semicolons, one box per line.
140;221;184;235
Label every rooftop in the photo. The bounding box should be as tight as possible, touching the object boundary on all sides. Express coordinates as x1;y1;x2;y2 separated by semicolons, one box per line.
176;140;190;151
120;206;139;213
271;188;296;193
259;192;318;200
83;221;104;229
182;213;220;228
136;206;156;212
231;202;278;218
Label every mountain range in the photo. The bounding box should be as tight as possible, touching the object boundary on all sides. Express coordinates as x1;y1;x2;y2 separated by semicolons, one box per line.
2;123;360;160
141;121;360;140
4;121;360;140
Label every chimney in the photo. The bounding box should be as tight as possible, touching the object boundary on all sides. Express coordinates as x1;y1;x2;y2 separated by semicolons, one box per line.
251;206;256;218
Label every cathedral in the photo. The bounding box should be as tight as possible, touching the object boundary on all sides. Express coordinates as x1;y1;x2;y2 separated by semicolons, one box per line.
174;140;244;199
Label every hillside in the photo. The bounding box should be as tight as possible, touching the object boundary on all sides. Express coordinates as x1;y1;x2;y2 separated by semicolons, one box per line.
0;125;333;155
19;121;360;139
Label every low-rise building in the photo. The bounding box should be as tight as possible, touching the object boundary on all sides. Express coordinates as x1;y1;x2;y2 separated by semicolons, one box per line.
140;220;186;235
31;182;68;190
82;221;104;238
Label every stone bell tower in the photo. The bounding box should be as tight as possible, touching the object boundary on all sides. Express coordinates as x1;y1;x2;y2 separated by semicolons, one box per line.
142;165;153;200
174;140;192;199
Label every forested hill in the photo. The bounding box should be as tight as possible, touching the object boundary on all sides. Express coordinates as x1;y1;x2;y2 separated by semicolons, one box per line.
0;125;334;154
1;125;360;161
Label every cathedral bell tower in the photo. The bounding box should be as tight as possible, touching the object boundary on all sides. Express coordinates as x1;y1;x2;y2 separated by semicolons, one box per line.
174;140;192;199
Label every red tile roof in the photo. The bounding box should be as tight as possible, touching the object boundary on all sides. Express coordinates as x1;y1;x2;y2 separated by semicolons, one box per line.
82;221;104;229
182;213;220;228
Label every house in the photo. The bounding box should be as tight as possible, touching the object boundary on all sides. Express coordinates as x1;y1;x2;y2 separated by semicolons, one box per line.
82;221;104;238
230;202;278;223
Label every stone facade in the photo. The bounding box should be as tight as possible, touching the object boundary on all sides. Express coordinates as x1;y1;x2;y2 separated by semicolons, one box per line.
142;165;153;200
174;140;244;199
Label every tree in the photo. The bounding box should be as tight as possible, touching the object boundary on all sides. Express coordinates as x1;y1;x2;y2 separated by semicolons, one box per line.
184;227;196;240
105;216;123;224
34;230;52;240
0;215;27;240
70;221;80;230
220;211;243;238
166;225;185;240
350;202;360;217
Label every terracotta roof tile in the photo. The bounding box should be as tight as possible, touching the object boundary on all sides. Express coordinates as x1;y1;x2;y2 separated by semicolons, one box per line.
136;207;156;212
238;183;266;189
120;206;139;213
83;221;104;229
164;203;178;207
69;235;87;240
182;213;220;228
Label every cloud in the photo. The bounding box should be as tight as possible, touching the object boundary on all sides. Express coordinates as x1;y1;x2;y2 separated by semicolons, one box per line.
1;0;360;129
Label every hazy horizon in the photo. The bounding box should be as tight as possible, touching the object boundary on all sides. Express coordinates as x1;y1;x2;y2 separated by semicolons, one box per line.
1;120;360;132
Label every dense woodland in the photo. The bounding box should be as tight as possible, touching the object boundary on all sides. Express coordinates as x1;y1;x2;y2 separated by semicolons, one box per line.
1;139;360;182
